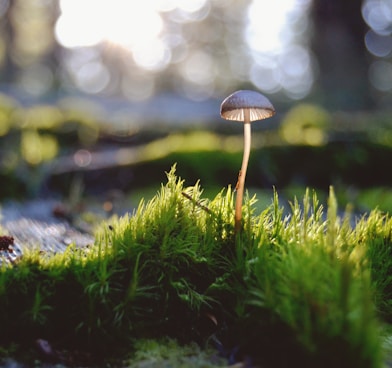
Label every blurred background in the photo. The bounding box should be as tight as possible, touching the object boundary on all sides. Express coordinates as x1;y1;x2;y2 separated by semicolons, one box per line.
0;0;391;216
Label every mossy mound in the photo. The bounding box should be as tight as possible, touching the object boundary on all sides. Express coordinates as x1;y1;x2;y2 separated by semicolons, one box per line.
0;166;391;367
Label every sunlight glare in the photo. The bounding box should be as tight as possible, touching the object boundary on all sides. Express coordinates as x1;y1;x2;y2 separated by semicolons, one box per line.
246;0;299;54
155;0;177;12
132;39;171;71
105;3;163;48
56;0;163;48
246;0;313;98
54;0;313;100
55;0;165;70
177;0;207;13
55;0;105;47
74;61;110;94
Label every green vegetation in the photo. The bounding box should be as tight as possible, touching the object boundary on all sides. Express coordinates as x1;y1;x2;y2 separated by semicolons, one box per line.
1;92;392;209
0;166;391;367
126;338;227;367
0;93;392;365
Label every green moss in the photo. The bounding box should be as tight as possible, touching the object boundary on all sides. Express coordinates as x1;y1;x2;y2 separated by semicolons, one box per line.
127;338;227;367
0;166;391;366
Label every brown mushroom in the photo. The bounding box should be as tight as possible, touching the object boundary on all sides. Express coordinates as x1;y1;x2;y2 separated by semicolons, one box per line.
220;90;275;233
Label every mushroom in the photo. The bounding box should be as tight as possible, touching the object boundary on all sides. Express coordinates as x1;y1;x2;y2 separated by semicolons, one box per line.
220;90;275;233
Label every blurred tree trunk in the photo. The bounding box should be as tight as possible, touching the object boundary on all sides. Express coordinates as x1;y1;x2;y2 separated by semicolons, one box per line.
310;0;374;110
0;2;16;83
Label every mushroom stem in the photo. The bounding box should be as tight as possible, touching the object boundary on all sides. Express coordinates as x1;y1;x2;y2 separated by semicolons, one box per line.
235;108;251;233
220;90;275;234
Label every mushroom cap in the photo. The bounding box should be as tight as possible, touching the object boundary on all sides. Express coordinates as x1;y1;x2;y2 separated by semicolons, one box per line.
220;90;275;122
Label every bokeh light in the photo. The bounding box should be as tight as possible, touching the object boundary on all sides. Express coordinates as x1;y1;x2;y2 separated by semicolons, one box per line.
52;0;315;101
56;0;164;49
362;0;392;92
368;60;392;92
17;63;54;96
365;30;392;57
4;0;387;104
362;0;392;35
246;0;314;99
56;0;166;68
74;149;92;168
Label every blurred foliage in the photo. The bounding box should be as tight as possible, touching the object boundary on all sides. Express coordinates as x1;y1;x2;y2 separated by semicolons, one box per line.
0;93;19;136
17;105;63;130
20;130;58;165
280;103;331;146
0;91;391;214
356;188;392;214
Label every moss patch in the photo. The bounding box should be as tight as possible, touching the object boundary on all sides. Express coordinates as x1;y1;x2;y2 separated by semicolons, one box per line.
0;166;391;367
